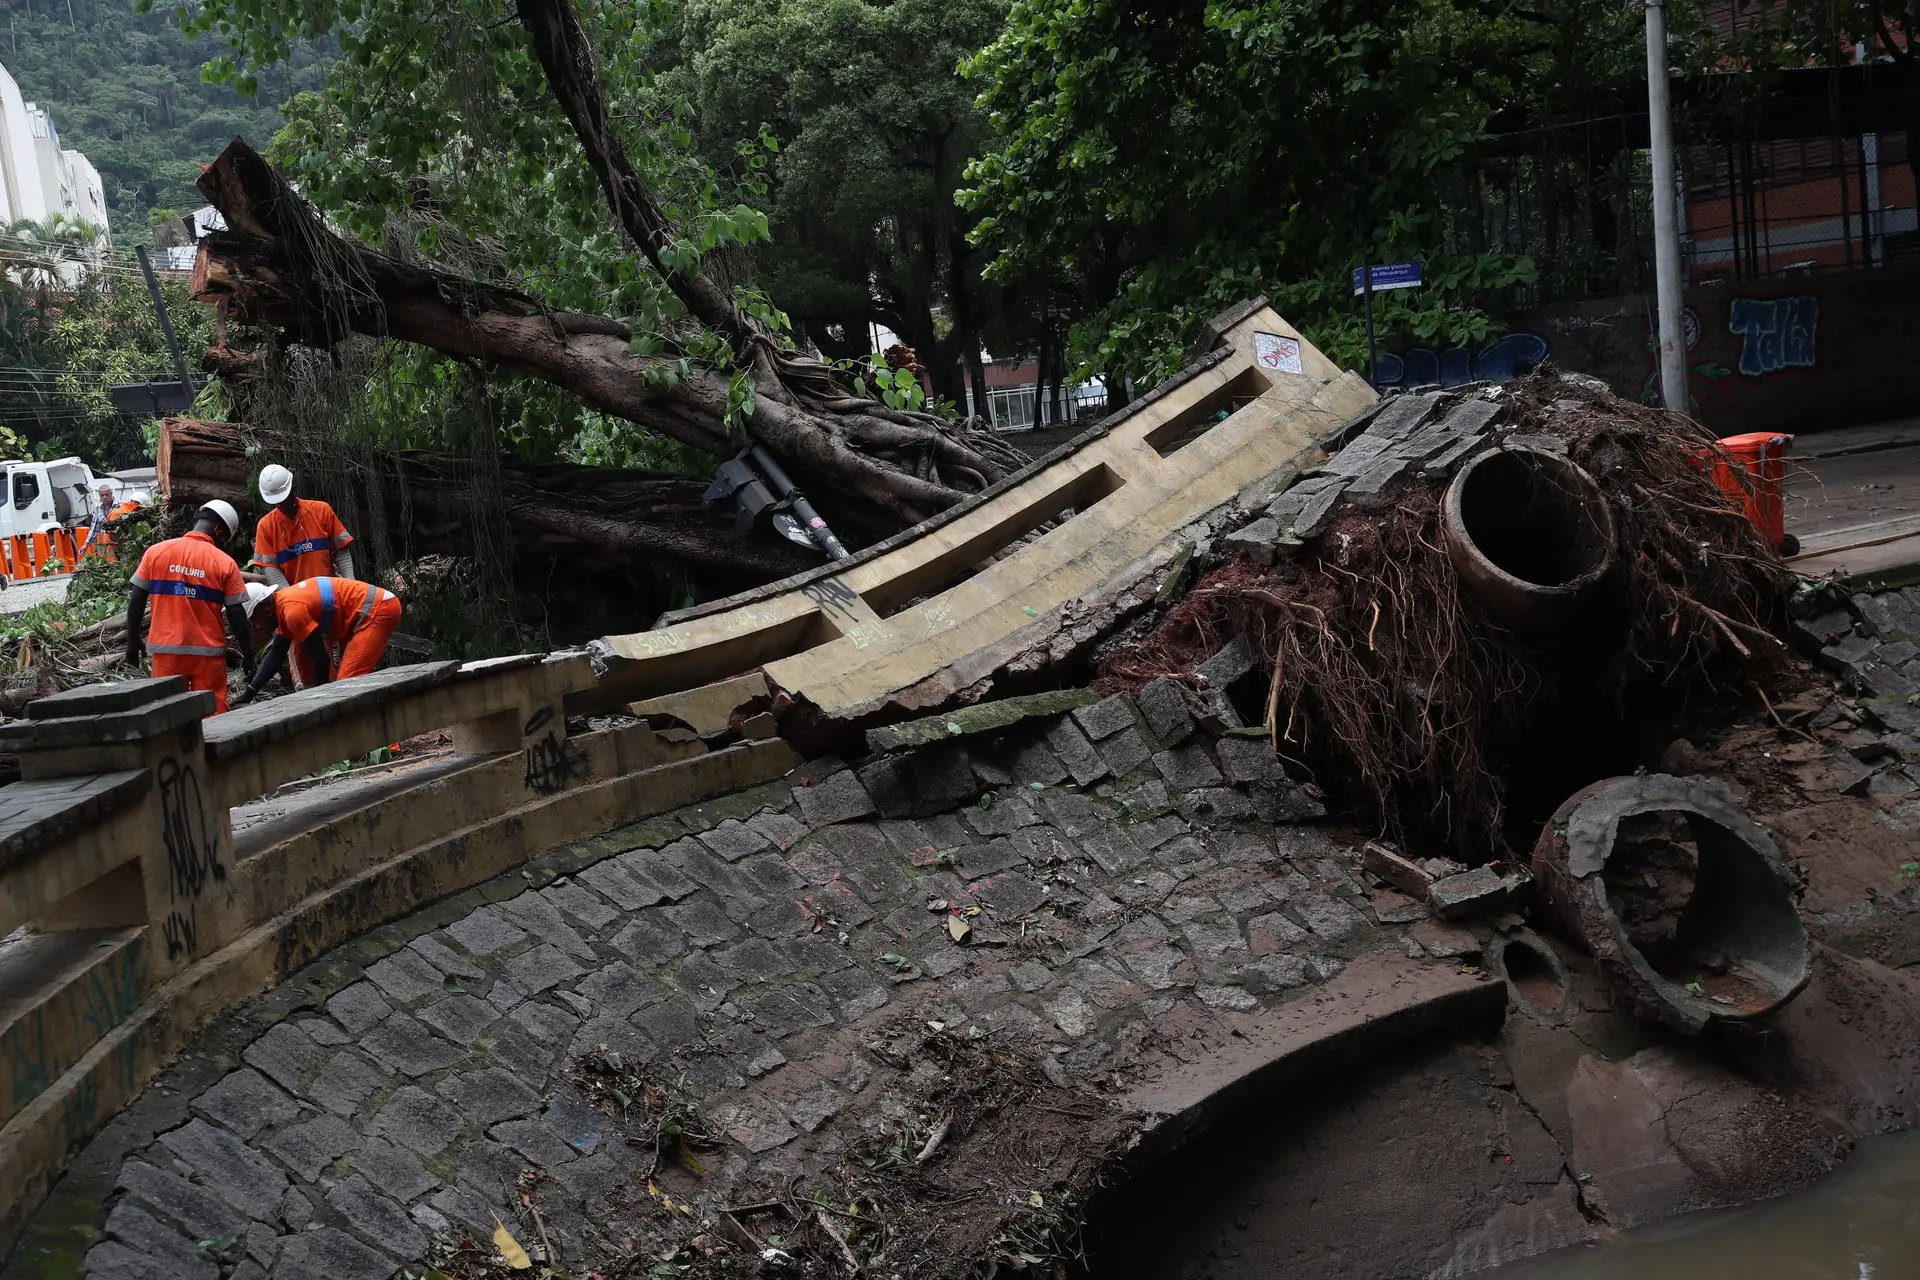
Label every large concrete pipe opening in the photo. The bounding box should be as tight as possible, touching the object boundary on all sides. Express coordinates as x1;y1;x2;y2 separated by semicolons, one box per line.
1443;445;1615;642
1532;773;1809;1033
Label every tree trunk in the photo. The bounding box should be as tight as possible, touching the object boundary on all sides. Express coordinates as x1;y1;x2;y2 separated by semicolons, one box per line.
156;417;817;583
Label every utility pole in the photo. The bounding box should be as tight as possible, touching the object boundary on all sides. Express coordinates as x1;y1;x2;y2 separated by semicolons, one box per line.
1645;0;1689;414
135;245;192;391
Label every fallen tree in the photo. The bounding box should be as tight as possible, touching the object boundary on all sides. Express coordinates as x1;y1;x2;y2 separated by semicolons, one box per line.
156;417;819;583
188;0;1031;555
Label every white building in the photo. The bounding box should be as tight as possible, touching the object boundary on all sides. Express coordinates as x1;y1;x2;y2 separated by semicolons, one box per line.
0;61;110;248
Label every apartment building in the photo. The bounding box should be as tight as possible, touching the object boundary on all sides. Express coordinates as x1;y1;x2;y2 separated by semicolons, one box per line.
0;59;109;244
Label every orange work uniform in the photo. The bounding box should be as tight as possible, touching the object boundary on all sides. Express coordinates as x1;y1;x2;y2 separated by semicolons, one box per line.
252;498;353;584
273;577;401;684
131;531;246;713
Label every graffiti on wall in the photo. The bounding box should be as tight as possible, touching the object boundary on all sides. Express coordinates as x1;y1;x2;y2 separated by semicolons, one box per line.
1728;296;1818;376
157;756;221;961
1371;331;1550;390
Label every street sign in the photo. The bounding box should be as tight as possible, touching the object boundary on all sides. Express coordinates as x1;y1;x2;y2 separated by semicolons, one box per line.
1352;262;1423;295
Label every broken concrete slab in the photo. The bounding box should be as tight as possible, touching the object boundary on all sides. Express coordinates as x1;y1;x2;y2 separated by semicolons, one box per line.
864;689;1102;754
1427;866;1530;919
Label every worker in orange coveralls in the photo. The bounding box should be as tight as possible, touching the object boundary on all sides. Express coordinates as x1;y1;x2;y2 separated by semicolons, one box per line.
232;577;402;706
251;463;355;586
124;501;254;713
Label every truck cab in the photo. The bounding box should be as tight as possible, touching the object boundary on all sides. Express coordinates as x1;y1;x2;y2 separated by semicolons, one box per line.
0;458;144;580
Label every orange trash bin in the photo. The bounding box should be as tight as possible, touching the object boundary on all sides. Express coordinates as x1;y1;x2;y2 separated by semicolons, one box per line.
1705;432;1793;553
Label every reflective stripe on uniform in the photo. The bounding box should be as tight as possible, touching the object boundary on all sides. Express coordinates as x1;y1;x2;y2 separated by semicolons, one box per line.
270;537;329;564
318;576;336;639
150;642;228;657
147;579;227;604
355;587;389;623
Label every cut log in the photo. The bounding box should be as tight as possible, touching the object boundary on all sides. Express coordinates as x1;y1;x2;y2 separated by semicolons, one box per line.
156;417;818;583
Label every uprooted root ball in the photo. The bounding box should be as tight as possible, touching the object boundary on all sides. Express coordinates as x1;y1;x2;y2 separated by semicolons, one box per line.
1097;373;1792;859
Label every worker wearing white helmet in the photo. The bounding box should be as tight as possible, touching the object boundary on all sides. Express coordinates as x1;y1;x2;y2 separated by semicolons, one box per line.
126;500;256;714
251;463;356;587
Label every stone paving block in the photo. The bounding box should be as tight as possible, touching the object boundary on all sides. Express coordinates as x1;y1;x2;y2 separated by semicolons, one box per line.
272;1227;396;1280
298;1017;351;1046
1160;893;1223;925
632;995;704;1049
1079;824;1149;874
973;871;1048;919
491;1117;581;1167
622;849;701;901
1237;953;1311;992
365;947;448;1006
674;951;742;1007
408;933;486;980
574;960;662;1017
158;1119;288;1220
795;769;876;827
326;982;395;1037
241;1020;326;1095
326;1174;427;1259
100;1200;219;1280
1072;692;1138;740
418;994;500;1046
1097;724;1153;777
1222;515;1281;565
736;850;811;900
1291;891;1367;940
306;1050;388;1117
666;895;744;947
1113;777;1173;818
1195;984;1260;1011
801;879;875;927
372;1085;467;1157
697;817;777;862
118;1159;250;1243
1196;634;1258;690
361;1012;466;1078
1181;916;1248;959
349;1137;437;1203
190;1067;298;1141
1175;787;1256;823
444;906;528;957
507;942;587;994
1120;945;1191;991
780;934;855;976
541;880;620;932
437;1067;542;1126
509;999;583;1050
1044;716;1109;786
265;1111;361;1182
956;838;1026;879
714;937;791;985
911;741;979;813
498;893;596;960
1132;814;1189;848
609;915;690;967
815;965;891;1018
1136;678;1195;748
1287;483;1348;538
1044;988;1095;1037
578;858;665;911
1040;791;1115;837
1010;959;1053;993
1154;834;1208;868
749;810;809;850
1008;736;1069;788
783;1080;851;1133
1215;735;1283;784
1154;741;1224;790
84;1239;214;1280
856;755;914;819
963;790;1043;836
569;1012;659;1065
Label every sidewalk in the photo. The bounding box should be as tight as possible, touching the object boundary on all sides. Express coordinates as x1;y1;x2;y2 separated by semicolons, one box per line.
1785;416;1920;586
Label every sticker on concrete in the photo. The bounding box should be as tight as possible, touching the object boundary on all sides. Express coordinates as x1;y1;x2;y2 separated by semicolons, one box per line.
1254;331;1303;374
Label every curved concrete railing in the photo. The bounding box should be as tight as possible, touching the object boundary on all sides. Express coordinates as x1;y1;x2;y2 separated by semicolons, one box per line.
0;299;1366;1252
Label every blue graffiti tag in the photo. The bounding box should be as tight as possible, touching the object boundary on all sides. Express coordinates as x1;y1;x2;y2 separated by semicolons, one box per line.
1372;331;1550;389
1727;296;1817;377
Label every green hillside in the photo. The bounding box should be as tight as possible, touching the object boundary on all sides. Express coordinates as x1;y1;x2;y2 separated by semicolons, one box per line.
0;0;321;232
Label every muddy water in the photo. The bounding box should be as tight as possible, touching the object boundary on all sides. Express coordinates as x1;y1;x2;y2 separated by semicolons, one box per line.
1480;1129;1920;1280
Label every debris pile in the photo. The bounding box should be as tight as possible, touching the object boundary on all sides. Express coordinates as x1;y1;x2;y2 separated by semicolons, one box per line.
1098;372;1794;858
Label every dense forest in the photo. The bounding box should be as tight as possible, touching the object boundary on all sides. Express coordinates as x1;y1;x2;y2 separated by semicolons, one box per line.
0;0;319;227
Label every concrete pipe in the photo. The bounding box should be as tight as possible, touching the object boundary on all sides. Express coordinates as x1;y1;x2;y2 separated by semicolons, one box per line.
1442;445;1615;644
1530;773;1809;1034
1489;928;1577;1026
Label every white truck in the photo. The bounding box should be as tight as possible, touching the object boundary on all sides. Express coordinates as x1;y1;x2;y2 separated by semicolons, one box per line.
0;457;155;582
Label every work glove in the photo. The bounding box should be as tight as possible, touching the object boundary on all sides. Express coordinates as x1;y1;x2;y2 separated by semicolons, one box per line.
232;686;257;708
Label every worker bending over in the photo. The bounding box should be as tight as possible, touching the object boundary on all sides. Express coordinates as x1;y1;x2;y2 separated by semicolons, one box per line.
125;501;255;713
252;464;355;586
234;577;401;707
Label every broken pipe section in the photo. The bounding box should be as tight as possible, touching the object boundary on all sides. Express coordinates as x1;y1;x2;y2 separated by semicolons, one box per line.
1442;444;1615;645
1531;773;1810;1033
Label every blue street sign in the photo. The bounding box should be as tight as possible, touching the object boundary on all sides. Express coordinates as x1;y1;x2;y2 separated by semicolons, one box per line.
1352;262;1423;295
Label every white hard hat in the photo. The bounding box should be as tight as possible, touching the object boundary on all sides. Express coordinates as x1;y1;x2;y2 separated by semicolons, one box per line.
244;581;279;615
258;463;294;505
199;499;241;537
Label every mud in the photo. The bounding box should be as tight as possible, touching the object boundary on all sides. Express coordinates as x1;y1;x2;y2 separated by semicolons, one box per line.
1601;810;1698;964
